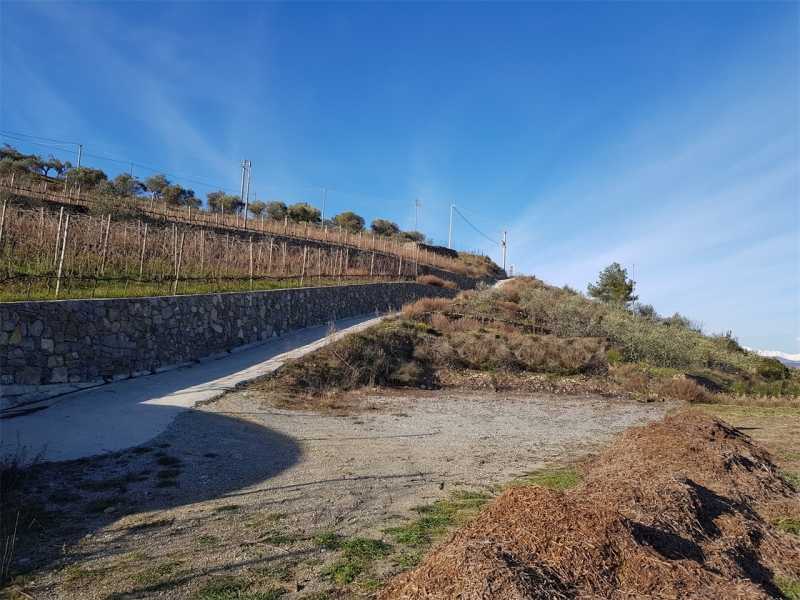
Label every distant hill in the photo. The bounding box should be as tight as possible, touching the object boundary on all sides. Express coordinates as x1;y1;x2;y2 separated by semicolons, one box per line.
743;347;800;370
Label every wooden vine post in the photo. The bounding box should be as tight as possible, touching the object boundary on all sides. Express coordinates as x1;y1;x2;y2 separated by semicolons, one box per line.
249;237;254;291
173;232;186;295
0;198;7;252
100;215;112;275
300;246;308;286
55;214;70;299
139;223;148;280
53;207;64;265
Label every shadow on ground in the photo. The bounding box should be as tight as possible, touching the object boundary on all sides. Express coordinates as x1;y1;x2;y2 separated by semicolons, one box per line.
1;407;302;589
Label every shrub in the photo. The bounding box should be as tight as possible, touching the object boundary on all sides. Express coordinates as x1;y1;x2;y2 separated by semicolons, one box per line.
401;297;453;320
659;377;709;403
757;358;790;381
417;275;457;289
612;364;650;396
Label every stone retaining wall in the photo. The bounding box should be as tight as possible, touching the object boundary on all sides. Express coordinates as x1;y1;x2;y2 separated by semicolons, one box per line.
0;283;456;405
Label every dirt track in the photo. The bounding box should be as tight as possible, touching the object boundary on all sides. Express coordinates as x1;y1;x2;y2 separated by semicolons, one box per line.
13;391;680;599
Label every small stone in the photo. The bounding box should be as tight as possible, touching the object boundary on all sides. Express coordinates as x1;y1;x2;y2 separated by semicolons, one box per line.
103;506;116;513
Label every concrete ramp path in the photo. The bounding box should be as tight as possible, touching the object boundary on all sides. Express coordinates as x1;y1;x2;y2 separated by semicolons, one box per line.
0;314;383;463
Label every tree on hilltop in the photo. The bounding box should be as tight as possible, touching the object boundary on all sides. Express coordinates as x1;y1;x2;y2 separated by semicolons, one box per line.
587;262;637;306
266;201;287;220
287;202;321;224
248;200;266;217
64;166;108;188
144;173;171;198
331;210;365;234
207;190;243;213
371;218;400;237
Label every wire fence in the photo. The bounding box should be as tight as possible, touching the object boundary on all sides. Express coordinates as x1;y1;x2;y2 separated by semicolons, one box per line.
0;200;434;302
0;173;473;275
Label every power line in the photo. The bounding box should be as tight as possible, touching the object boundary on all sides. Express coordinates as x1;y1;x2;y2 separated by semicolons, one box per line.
0;130;77;146
453;206;501;246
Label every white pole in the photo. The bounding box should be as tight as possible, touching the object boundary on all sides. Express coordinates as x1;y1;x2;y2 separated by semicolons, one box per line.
501;230;507;272
448;204;454;249
244;160;252;229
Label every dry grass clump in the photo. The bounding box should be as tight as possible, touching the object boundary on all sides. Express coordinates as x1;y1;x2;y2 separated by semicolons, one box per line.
611;363;651;396
503;335;608;376
400;297;454;320
377;411;800;599
416;274;457;289
658;376;710;403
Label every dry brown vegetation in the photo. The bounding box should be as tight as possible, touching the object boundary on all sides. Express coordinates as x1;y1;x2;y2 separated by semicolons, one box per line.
415;274;457;289
377;411;800;599
0;200;447;301
0;178;500;301
259;277;799;409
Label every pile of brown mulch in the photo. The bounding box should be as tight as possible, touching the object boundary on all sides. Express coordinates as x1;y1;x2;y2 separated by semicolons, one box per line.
376;411;800;599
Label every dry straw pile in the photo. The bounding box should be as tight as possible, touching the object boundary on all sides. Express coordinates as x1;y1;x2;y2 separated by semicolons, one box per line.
377;411;800;599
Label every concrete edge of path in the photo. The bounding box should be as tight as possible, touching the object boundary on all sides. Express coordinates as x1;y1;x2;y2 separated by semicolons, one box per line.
0;313;386;462
0;314;384;420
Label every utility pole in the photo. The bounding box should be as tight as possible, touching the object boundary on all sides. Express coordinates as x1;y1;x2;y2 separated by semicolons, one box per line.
448;204;454;249
239;158;247;220
243;160;252;229
500;231;507;272
77;144;82;168
631;263;635;315
321;188;327;223
413;199;420;232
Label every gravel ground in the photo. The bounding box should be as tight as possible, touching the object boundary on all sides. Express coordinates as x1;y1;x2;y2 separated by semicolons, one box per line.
14;390;680;599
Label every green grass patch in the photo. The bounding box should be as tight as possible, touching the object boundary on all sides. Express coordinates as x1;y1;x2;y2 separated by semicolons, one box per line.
196;534;218;546
360;578;383;590
785;452;800;461
339;538;393;561
213;504;240;514
63;565;100;583
190;575;287;600
512;469;581;491
774;516;800;536
321;560;365;585
384;491;492;546
128;518;173;530
155;480;179;488
313;532;343;550
134;560;184;587
780;470;800;492
156;456;182;467
648;366;682;378
776;576;800;600
394;551;424;570
317;536;393;585
132;446;153;454
124;551;152;562
256;531;296;546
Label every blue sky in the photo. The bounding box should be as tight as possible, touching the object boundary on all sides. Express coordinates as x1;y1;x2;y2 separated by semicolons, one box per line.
1;2;797;353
